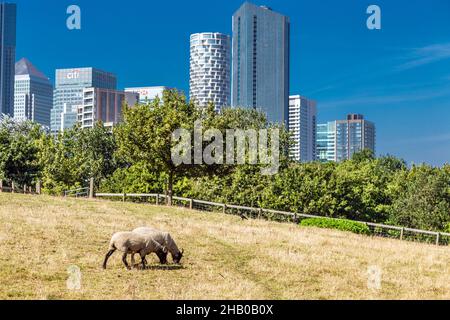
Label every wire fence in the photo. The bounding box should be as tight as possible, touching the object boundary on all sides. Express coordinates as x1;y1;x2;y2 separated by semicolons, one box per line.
94;192;450;247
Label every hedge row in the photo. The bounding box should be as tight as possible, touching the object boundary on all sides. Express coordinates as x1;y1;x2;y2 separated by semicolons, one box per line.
300;217;371;235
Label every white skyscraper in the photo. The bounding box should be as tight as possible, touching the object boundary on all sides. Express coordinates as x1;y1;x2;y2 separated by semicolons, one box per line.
289;95;317;162
13;58;53;127
190;32;231;111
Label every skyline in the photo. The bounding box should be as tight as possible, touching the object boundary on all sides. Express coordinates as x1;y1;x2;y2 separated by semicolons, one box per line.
9;0;450;166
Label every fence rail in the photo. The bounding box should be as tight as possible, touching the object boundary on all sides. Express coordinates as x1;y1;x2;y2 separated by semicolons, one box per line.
0;180;40;195
93;192;450;246
64;187;90;198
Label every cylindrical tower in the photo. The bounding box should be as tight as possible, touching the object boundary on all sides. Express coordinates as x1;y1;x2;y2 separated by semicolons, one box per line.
189;32;231;111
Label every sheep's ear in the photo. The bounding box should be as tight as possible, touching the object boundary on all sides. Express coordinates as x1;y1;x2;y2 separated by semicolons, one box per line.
163;246;168;253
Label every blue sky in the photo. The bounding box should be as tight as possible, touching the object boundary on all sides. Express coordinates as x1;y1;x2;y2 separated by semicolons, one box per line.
14;0;450;166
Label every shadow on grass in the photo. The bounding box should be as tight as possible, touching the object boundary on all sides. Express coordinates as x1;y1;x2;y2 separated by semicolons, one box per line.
133;264;185;271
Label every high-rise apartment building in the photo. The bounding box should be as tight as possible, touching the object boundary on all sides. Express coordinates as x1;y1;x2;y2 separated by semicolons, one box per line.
190;32;231;111
124;86;171;104
13;58;53;127
317;114;376;162
51;68;117;132
78;87;138;129
0;3;16;116
232;2;290;126
288;95;317;162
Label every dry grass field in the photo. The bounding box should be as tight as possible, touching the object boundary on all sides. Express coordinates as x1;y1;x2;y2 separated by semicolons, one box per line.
0;193;449;300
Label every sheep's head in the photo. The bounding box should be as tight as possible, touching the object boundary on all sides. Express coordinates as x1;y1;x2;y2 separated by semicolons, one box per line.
156;248;168;264
173;249;184;264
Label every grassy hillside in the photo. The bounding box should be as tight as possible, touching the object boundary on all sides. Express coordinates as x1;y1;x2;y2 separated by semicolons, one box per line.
0;193;449;300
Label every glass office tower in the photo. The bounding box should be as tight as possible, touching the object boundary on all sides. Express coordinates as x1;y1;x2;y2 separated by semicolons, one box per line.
14;58;53;127
335;114;376;162
316;122;336;162
51;68;117;133
317;114;375;162
0;3;16;116
232;2;290;127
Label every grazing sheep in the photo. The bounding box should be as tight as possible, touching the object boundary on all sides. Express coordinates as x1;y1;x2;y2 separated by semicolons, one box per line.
103;231;168;270
132;227;184;264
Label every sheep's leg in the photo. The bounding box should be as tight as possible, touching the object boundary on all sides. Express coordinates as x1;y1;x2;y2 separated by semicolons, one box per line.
122;252;131;270
131;253;136;267
103;249;116;269
140;251;147;270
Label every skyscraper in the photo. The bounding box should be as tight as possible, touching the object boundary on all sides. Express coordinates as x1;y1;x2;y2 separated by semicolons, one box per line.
13;58;53;127
232;2;290;126
0;3;16;116
335;114;376;161
51;68;117;133
288;95;317;162
316;114;376;162
190;32;231;111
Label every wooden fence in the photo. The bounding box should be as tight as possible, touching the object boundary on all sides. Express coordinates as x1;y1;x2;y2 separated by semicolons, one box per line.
94;192;450;247
0;180;41;195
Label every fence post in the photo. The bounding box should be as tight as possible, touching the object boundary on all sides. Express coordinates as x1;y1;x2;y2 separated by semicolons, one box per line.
189;199;193;210
89;178;94;199
436;233;440;246
223;204;227;214
258;208;263;219
400;228;404;241
156;194;159;205
36;180;41;195
122;190;126;202
0;180;2;193
11;181;15;193
28;186;32;194
23;184;27;194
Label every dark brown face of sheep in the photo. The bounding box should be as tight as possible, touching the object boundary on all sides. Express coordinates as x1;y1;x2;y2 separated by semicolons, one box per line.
156;249;168;264
173;249;184;264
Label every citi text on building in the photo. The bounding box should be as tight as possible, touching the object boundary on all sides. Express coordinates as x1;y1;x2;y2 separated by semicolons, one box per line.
172;120;280;175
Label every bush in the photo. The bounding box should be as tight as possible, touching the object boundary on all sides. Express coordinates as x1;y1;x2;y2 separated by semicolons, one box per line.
445;223;450;233
300;217;371;235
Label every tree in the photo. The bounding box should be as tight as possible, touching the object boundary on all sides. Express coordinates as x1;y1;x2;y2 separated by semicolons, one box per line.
115;90;291;205
0;118;43;187
38;123;117;194
351;149;375;162
115;90;203;205
387;164;450;231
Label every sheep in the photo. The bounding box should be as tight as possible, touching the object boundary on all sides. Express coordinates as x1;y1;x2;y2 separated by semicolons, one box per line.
103;231;168;270
132;227;184;264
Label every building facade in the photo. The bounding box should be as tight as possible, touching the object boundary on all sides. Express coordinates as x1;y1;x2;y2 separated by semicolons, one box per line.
0;3;16;116
51;67;117;132
13;58;53;127
335;114;376;161
124;86;171;104
190;32;231;111
317;114;376;162
316;122;336;162
79;87;138;129
232;2;290;126
60;103;79;131
288;95;317;162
